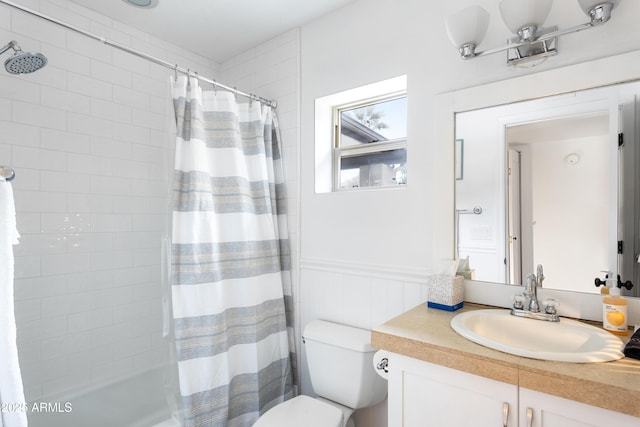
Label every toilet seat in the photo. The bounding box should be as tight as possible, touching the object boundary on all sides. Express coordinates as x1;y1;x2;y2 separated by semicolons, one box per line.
253;395;343;427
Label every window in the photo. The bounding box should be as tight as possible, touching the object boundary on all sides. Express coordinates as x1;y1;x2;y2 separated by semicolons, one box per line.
334;94;407;190
314;75;407;194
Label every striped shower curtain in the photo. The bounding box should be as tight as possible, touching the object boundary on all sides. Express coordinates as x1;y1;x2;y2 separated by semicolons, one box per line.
171;76;295;427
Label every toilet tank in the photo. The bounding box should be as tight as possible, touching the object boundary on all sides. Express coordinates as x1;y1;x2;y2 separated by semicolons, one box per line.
303;320;387;409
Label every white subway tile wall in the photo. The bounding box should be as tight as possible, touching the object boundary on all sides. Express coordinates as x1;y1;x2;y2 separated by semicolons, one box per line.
1;0;220;402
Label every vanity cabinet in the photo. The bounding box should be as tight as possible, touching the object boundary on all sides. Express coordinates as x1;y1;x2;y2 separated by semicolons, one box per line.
389;354;518;427
389;353;639;427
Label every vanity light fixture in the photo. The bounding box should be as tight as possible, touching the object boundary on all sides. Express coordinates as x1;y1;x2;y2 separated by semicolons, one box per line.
445;0;621;66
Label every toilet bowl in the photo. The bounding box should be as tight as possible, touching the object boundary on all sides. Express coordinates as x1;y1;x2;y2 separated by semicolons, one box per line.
253;320;387;427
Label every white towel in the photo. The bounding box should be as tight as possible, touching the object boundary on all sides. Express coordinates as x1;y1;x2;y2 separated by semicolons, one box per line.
0;181;27;427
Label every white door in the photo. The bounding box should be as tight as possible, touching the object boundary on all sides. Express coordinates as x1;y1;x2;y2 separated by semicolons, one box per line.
619;97;639;296
507;148;522;285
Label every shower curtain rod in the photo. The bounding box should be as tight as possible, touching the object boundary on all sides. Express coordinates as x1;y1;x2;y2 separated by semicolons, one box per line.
0;0;277;108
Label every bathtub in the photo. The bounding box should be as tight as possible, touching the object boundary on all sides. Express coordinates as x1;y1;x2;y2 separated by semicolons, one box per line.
27;367;182;427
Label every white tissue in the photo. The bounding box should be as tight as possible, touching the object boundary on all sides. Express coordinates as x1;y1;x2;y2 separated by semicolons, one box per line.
372;350;390;380
435;259;460;277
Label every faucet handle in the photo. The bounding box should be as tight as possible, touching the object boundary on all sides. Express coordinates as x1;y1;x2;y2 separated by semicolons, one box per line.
513;294;526;310
542;299;559;315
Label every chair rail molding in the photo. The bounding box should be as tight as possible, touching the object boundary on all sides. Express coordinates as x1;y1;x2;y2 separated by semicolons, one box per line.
300;257;431;283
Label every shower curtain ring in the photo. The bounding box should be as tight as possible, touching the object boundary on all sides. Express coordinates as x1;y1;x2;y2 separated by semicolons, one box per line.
233;87;238;101
174;64;178;81
212;79;217;95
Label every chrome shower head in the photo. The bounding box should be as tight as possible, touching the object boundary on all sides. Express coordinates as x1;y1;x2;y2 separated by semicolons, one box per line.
0;40;47;74
5;50;47;74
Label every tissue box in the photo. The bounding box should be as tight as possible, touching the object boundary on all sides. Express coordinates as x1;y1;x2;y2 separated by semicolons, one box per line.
427;275;464;311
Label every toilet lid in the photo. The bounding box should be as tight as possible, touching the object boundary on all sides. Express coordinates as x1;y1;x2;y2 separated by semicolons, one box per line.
254;395;343;427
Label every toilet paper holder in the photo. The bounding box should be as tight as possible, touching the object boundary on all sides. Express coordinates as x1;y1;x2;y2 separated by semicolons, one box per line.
376;357;389;373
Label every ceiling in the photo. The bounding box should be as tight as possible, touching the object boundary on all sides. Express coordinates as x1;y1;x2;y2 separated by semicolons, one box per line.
69;0;356;62
506;112;609;144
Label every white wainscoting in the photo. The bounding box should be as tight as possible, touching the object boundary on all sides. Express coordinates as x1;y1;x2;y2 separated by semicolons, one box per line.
299;257;431;427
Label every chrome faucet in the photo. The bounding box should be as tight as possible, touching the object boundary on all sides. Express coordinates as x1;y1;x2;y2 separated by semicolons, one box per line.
536;264;544;289
523;273;540;313
511;264;559;322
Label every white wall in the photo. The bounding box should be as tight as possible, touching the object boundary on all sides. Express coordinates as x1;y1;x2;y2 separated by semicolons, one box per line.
298;0;640;425
455;108;507;283
531;135;609;292
1;0;219;402
301;0;640;278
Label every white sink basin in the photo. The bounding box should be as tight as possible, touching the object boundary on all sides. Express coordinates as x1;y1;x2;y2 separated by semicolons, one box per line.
450;309;624;363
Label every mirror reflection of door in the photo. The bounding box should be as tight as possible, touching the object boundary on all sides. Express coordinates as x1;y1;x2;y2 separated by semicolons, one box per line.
507;149;522;285
505;113;610;292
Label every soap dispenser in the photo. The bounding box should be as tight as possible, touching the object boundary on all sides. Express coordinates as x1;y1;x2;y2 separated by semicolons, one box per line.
603;277;628;336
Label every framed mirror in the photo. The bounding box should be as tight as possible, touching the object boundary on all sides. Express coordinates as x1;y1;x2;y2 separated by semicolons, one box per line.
454;84;637;295
435;51;640;301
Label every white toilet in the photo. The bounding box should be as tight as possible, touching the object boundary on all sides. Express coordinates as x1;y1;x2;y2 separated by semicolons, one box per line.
253;320;388;427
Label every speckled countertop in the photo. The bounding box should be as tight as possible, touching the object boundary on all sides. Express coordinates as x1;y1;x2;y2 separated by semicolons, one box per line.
371;303;640;418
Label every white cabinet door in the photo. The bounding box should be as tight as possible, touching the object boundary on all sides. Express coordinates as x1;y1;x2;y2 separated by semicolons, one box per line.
390;354;518;427
520;388;640;427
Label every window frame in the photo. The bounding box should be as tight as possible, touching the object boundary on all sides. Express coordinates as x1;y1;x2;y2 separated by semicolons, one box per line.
332;91;407;191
